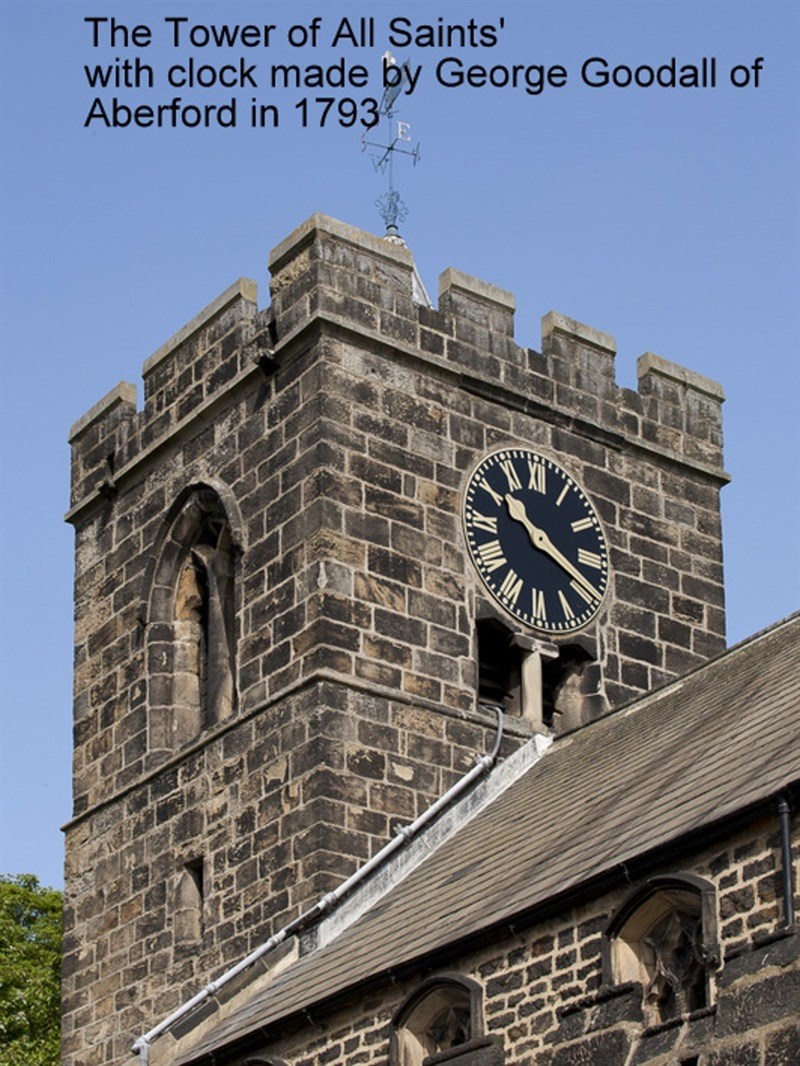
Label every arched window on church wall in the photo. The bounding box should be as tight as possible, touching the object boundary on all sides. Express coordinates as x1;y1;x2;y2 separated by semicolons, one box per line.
605;874;719;1025
392;975;488;1065
174;858;204;945
147;487;237;753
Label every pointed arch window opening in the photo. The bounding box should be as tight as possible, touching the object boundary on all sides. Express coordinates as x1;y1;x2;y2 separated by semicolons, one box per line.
173;514;236;732
391;975;487;1066
606;876;719;1027
148;489;238;752
174;857;205;945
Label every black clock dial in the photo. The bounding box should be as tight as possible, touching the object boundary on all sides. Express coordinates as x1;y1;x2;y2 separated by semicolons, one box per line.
463;448;609;633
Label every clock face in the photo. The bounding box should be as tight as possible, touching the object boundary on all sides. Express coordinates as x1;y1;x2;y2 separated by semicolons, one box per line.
463;448;609;633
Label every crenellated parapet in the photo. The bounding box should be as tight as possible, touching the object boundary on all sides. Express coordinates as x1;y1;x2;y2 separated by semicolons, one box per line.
68;278;261;512
68;214;725;522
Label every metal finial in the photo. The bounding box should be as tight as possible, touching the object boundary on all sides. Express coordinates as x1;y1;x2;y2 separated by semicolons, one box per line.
376;190;408;235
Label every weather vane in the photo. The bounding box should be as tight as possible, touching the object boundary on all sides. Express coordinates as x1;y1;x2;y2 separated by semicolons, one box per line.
362;52;421;242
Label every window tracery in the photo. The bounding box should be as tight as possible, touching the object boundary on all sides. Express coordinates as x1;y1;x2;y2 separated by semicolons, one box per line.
641;905;706;1021
392;976;481;1066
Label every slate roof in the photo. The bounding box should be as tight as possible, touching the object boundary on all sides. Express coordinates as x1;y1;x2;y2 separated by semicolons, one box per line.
178;614;800;1063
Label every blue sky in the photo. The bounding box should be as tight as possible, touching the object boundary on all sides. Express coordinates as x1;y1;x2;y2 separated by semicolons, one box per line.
1;0;798;889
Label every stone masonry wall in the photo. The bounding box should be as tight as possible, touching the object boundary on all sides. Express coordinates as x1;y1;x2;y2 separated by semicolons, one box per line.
62;682;501;1063
206;814;799;1066
65;215;728;1065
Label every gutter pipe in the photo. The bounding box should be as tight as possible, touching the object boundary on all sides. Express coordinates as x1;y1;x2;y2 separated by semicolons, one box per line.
778;793;795;928
132;707;504;1063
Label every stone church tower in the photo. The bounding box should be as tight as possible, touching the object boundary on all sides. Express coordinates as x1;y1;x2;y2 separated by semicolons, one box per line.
62;215;727;1064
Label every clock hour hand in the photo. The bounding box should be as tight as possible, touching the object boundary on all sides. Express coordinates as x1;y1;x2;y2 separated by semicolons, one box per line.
504;494;601;602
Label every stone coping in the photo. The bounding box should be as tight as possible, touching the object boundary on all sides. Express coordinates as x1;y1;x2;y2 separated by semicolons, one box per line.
68;381;137;443
542;311;617;355
142;277;258;377
638;351;725;400
268;213;414;275
438;267;515;312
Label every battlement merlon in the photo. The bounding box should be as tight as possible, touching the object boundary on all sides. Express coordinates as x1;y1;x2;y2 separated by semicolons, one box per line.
66;277;261;515
67;382;138;504
67;213;728;519
68;381;138;445
142;277;258;381
638;350;725;402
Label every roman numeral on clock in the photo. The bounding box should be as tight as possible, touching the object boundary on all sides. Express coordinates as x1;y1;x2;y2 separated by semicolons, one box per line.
577;548;603;569
500;460;522;492
571;517;594;532
527;460;546;494
498;568;523;605
477;539;506;572
469;511;497;534
531;587;546;619
557;590;575;620
479;477;504;508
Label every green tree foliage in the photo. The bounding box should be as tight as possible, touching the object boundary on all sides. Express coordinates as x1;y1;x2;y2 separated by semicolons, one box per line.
0;875;62;1066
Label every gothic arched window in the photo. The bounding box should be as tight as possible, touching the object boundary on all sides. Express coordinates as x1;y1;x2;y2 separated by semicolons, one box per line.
392;976;482;1065
174;858;204;945
605;875;718;1025
147;486;237;752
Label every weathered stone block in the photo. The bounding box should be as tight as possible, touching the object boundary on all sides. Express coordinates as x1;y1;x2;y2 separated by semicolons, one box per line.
540;1029;632;1065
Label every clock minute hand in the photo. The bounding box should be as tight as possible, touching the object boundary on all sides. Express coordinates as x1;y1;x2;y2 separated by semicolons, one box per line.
504;494;601;602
